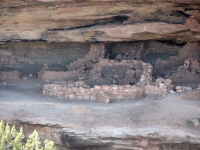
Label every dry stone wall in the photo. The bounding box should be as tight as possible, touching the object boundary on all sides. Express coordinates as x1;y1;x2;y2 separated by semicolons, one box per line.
43;82;144;103
42;57;174;102
154;43;200;76
145;78;173;98
66;43;105;71
85;59;153;86
40;58;153;85
166;58;200;88
43;78;174;103
40;71;79;83
0;71;21;80
39;42;193;102
181;85;200;99
110;42;146;61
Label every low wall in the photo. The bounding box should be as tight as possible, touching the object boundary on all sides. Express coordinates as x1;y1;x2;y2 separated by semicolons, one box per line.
0;71;21;80
43;83;144;103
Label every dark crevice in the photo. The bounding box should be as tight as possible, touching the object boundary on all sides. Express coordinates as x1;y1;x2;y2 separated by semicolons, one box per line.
47;10;189;32
0;39;47;45
109;16;129;24
18;39;47;42
155;40;187;46
170;10;190;18
48;16;129;31
143;10;190;24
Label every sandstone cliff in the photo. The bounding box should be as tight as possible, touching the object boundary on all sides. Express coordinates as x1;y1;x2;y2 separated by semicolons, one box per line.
1;0;200;43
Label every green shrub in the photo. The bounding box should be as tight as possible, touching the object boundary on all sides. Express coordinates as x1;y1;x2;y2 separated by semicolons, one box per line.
0;120;56;150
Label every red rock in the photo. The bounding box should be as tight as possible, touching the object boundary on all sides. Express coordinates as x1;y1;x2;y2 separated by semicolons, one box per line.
181;90;200;99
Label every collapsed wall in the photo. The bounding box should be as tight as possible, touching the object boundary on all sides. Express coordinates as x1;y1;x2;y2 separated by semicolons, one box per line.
1;0;200;149
166;58;200;88
154;43;200;76
40;41;200;102
0;40;198;102
181;85;200;99
66;43;105;71
42;58;154;102
41;43;177;102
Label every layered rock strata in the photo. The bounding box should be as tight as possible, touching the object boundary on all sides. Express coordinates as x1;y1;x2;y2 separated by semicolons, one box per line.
1;0;200;43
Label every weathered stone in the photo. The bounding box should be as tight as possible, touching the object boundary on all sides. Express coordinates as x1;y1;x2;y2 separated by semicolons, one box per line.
0;71;21;80
181;90;200;99
69;105;91;115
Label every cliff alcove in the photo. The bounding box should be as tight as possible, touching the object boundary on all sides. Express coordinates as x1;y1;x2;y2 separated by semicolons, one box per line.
0;0;200;149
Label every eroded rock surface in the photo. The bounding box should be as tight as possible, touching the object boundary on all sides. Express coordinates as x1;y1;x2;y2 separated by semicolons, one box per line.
1;0;200;43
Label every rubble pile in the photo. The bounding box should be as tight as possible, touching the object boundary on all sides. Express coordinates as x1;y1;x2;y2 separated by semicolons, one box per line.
166;58;200;87
144;78;174;98
181;85;200;99
85;59;153;86
109;42;146;61
154;43;200;76
66;43;105;71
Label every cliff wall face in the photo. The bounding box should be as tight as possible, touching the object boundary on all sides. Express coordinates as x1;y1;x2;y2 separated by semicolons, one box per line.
0;0;200;43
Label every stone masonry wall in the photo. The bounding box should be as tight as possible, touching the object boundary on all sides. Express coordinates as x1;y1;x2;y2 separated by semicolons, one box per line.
66;43;105;71
110;42;146;61
43;78;174;103
40;58;153;84
85;59;153;86
166;58;200;88
42;59;175;102
0;71;21;80
40;71;79;82
181;85;200;99
154;43;200;76
43;81;144;103
41;43;176;102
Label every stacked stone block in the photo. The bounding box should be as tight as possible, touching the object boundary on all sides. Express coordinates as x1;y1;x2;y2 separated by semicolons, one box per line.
43;82;144;103
66;43;105;71
166;58;200;87
139;62;153;83
42;59;155;102
181;84;200;99
90;59;153;84
144;78;173;97
0;71;21;80
40;70;79;82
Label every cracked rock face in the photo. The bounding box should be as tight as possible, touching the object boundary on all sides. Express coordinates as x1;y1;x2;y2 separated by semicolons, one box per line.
15;120;200;150
1;0;200;43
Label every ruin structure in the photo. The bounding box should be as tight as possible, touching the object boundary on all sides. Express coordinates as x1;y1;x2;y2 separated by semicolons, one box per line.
1;0;200;149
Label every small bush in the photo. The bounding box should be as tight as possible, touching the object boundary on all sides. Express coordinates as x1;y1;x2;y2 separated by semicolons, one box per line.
0;120;56;150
